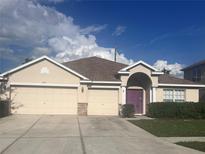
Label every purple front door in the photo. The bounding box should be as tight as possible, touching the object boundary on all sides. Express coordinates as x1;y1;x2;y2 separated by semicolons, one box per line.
126;89;143;114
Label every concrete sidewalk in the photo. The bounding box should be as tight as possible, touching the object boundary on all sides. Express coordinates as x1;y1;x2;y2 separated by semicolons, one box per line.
0;115;204;154
160;137;205;143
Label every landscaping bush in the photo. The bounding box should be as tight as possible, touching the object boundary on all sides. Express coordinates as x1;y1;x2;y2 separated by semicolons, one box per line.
121;104;135;118
147;102;205;119
0;100;10;118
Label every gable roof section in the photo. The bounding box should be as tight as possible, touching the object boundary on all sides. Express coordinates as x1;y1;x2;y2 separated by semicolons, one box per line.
1;56;88;80
181;59;205;71
120;60;159;72
158;74;205;87
63;56;127;81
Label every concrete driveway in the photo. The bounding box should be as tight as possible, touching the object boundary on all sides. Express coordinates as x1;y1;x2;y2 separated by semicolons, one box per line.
0;115;203;154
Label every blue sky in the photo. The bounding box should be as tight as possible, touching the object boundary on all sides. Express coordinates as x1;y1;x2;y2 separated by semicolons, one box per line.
0;0;205;76
52;1;205;63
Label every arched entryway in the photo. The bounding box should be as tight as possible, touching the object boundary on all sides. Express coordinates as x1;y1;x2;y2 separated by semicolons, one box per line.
126;72;152;114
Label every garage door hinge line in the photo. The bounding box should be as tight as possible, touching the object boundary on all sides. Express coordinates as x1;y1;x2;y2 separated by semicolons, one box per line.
0;116;42;154
77;117;86;154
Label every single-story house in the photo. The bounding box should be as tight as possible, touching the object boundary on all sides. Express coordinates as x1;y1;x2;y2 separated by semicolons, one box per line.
0;75;8;99
1;56;205;115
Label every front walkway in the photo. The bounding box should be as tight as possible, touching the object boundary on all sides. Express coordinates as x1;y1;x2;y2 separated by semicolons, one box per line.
0;115;203;154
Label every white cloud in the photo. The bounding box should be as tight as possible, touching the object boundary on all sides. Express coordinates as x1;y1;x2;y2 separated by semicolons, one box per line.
45;0;64;2
32;0;64;3
32;47;50;56
112;25;126;36
0;0;132;65
0;48;21;63
153;60;184;78
80;24;107;35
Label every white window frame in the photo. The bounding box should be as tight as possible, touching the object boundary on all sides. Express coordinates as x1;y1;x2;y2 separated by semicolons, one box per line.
163;88;185;102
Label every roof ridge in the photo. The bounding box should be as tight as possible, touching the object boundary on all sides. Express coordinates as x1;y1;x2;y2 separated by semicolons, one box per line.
63;56;128;66
62;56;96;64
91;56;128;66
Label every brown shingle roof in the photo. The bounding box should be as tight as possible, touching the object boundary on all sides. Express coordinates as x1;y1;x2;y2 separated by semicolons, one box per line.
63;56;128;81
158;74;199;85
63;56;200;85
181;59;205;71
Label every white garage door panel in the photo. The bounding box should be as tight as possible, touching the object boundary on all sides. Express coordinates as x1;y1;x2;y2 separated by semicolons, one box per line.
11;86;77;114
88;89;118;115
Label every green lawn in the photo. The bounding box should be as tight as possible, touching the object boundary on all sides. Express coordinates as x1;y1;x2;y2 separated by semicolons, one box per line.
176;142;205;152
129;119;205;137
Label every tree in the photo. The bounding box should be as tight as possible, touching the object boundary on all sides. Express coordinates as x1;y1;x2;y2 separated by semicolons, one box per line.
0;79;8;101
162;68;170;74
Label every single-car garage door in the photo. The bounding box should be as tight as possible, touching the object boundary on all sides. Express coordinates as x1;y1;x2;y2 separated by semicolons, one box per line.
88;89;119;115
11;86;77;114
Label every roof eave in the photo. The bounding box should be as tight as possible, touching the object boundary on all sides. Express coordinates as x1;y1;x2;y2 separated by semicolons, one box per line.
80;80;122;84
120;60;159;72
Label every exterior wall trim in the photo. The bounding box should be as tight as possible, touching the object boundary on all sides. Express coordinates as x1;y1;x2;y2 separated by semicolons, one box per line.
118;71;130;75
1;56;89;80
158;83;205;88
92;81;121;84
150;88;153;103
152;87;156;102
80;80;92;83
118;71;164;75
89;85;120;89
151;72;164;75
80;80;122;84
120;60;160;72
10;82;79;88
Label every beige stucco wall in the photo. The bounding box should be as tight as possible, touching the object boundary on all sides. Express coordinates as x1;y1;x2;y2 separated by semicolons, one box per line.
186;88;199;102
156;88;164;102
78;84;88;103
156;87;199;102
119;87;122;105
120;64;158;87
121;75;129;87
8;59;80;84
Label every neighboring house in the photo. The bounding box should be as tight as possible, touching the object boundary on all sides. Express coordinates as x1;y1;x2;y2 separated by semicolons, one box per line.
0;56;204;115
182;59;205;101
0;76;4;81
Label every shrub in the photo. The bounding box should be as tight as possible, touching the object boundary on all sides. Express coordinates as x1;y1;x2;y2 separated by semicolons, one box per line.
147;102;205;119
121;104;135;118
0;100;10;118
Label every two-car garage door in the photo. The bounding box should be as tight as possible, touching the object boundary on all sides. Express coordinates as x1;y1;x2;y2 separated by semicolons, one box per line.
11;86;77;114
11;86;119;115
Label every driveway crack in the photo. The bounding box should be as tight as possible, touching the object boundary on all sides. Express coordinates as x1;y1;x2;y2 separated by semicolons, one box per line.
77;117;86;154
0;116;42;154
